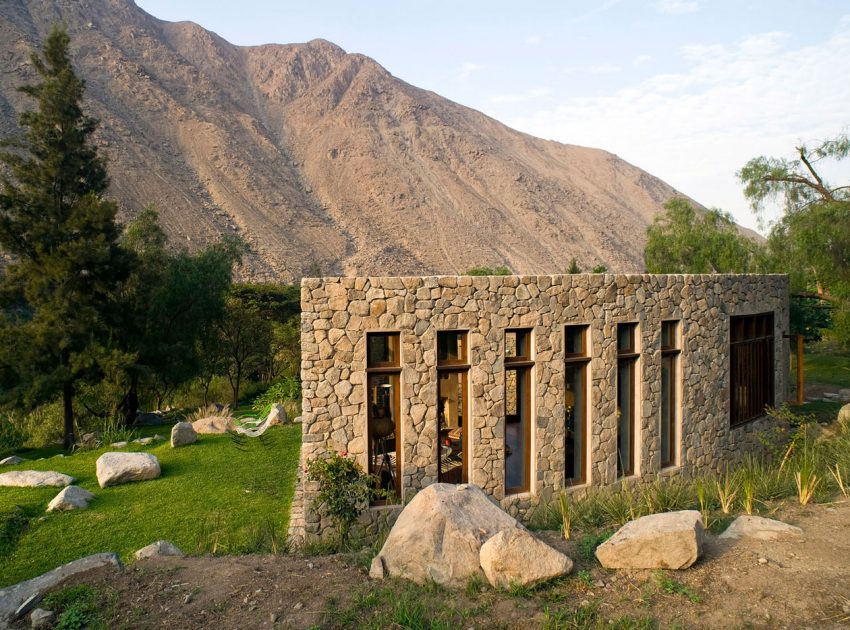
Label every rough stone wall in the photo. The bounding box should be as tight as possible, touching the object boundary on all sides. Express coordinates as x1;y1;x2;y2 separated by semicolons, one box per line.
288;274;789;541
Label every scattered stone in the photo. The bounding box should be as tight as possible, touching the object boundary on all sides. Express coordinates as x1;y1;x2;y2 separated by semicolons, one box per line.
46;486;95;512
369;555;386;579
265;403;289;426
292;415;303;424
270;612;279;623
758;557;768;565
293;602;304;611
0;455;26;466
29;608;54;629
135;411;165;426
838;403;850;426
134;540;184;560
191;416;235;434
595;510;704;570
838;389;850;401
95;452;161;488
371;483;526;587
111;441;128;448
479;528;573;588
0;471;74;488
171;421;198;447
0;553;122;625
720;515;803;541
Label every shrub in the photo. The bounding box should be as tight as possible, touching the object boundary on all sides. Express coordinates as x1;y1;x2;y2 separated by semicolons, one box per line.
305;451;382;547
252;377;301;418
0;415;26;456
185;403;231;423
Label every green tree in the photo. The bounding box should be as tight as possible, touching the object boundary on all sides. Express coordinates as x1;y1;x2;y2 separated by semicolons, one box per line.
591;264;608;273
115;207;243;419
216;299;273;403
566;258;582;274
644;198;761;274
0;27;129;448
739;133;850;347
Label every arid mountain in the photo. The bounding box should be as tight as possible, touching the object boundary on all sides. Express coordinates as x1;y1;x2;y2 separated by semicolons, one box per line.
1;0;693;281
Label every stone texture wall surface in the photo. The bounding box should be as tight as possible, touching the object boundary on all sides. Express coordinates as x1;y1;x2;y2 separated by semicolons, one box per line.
288;274;789;541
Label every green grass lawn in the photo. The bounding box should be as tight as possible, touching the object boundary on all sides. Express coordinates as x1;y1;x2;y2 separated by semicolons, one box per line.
795;349;850;388
0;424;301;587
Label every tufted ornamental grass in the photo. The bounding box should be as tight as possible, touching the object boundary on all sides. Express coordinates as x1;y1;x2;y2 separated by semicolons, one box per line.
0;424;301;587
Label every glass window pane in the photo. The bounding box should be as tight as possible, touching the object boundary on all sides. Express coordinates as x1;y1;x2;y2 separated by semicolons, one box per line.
438;331;466;363
367;333;399;367
368;373;399;500
505;367;529;492
565;364;585;484
506;331;518;358
617;324;635;353
617;360;634;477
661;321;678;350
661;355;673;466
438;371;466;483
565;326;586;356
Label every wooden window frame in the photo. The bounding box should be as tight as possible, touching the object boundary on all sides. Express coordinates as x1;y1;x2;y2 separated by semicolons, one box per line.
616;323;638;478
437;331;470;484
505;328;533;495
660;320;680;469
366;332;402;505
730;312;775;427
565;325;590;486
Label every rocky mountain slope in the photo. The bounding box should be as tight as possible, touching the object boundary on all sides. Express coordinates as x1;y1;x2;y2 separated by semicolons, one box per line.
0;0;692;281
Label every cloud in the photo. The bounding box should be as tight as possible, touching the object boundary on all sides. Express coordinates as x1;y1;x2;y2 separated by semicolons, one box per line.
633;54;652;66
652;0;700;14
455;62;486;82
504;20;850;231
525;35;542;45
587;63;622;74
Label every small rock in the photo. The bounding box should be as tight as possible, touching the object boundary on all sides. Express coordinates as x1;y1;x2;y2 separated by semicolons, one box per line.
183;593;192;605
595;580;605;588
135;540;183;560
369;555;385;579
265;403;289;426
479;527;573;588
0;456;26;466
46;486;95;512
270;613;279;623
134;437;155;445
842;603;850;614
293;602;304;611
29;607;54;629
720;516;803;541
758;557;768;565
111;441;128;448
191;416;235;434
838;403;850;425
171;422;197;447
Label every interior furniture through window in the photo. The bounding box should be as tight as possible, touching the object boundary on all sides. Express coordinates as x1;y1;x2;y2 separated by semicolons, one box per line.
505;329;533;494
565;325;590;485
366;332;401;503
437;331;469;483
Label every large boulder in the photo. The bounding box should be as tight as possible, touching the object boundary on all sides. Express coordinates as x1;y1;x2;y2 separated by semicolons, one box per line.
479;528;573;588
838;403;850;426
0;455;26;466
372;483;543;588
191;416;235;434
170;421;197;447
95;452;160;488
47;486;95;512
134;540;184;560
719;515;803;540
596;510;704;570
0;471;74;488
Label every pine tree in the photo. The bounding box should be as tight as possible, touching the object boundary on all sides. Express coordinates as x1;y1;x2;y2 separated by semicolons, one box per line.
0;26;128;449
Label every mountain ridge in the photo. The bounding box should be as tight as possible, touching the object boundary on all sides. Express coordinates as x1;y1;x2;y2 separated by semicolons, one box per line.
1;0;694;281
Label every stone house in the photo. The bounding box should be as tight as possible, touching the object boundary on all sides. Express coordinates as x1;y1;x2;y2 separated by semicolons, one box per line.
288;273;789;541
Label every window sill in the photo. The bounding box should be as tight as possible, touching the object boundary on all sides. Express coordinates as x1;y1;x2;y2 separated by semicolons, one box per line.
504;490;534;500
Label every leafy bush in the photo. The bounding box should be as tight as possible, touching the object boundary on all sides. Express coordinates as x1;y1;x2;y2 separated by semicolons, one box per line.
464;266;511;276
252;377;301;418
185;403;231;423
0;415;26;456
305;451;381;547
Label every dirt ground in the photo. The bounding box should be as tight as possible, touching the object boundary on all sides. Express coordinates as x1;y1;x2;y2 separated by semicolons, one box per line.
27;498;850;630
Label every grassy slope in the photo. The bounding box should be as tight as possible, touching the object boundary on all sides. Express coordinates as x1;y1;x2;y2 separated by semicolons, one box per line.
0;424;301;587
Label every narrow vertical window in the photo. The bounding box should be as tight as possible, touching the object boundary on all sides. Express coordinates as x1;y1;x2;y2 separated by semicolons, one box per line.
730;312;775;425
565;325;589;485
438;331;469;483
616;323;638;478
505;329;533;494
366;333;401;503
660;321;680;468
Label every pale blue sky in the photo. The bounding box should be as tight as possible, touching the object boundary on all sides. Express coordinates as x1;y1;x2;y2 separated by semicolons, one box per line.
136;0;850;232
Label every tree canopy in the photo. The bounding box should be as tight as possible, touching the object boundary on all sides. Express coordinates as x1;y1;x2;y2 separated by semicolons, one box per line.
644;198;761;274
0;27;129;448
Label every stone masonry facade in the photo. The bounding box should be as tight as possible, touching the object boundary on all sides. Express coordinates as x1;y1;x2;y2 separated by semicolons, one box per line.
288;274;789;542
